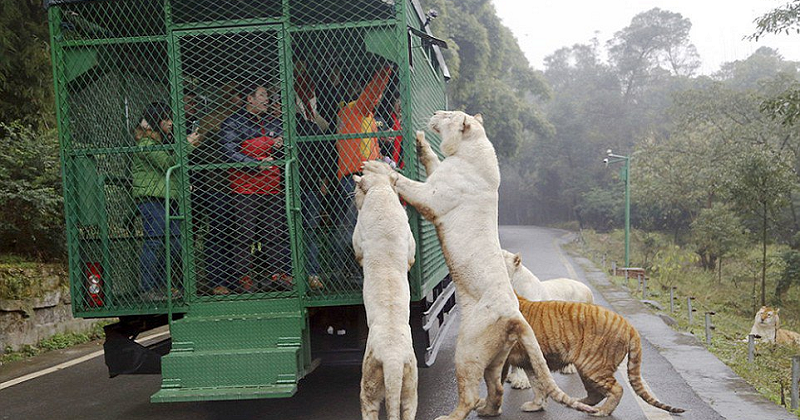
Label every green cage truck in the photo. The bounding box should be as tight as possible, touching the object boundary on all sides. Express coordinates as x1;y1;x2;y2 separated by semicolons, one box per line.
45;0;455;402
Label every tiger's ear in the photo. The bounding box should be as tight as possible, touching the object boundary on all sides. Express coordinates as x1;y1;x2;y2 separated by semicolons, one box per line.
777;308;781;314
474;113;483;124
461;114;469;132
514;253;522;267
353;174;362;184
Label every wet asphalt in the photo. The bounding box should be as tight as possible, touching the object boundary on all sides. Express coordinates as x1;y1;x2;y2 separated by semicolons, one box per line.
0;226;794;420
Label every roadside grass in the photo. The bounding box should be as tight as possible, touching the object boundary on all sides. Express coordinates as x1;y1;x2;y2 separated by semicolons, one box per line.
569;229;800;417
1;321;109;366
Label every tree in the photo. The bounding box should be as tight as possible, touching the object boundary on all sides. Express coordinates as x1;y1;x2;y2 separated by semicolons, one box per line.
607;8;700;103
750;2;800;127
690;203;745;281
776;249;800;302
0;0;54;128
750;0;800;41
0;123;64;259
425;0;552;158
727;148;794;306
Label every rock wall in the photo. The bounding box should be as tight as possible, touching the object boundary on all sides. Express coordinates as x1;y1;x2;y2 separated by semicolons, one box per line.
0;266;103;354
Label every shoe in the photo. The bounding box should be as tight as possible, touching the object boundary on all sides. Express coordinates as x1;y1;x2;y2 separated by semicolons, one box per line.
239;275;253;292
270;273;294;287
308;275;324;290
212;286;231;295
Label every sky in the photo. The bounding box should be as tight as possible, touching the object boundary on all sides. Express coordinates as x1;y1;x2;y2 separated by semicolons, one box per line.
491;0;800;75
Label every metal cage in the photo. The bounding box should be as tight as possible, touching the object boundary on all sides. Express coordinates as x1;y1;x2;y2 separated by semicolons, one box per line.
48;0;452;402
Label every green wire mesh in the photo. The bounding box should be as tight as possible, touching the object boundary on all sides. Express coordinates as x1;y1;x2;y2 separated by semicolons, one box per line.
49;0;448;316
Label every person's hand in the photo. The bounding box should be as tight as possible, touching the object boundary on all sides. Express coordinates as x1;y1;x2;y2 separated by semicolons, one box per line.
319;178;329;195
273;136;283;149
187;131;201;147
259;156;275;170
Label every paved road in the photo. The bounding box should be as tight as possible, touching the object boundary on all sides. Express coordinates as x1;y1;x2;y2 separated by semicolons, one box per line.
0;226;793;419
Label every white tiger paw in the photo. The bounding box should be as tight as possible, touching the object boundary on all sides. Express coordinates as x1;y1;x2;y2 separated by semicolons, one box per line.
560;364;578;375
507;368;531;389
520;401;544;412
362;160;395;177
415;130;429;148
476;400;501;417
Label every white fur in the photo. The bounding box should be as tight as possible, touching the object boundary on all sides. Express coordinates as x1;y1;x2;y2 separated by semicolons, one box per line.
501;250;594;388
363;111;594;419
749;306;778;342
353;172;418;420
541;278;594;304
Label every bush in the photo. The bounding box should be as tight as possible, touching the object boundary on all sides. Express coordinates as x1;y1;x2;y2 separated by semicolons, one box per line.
0;122;64;260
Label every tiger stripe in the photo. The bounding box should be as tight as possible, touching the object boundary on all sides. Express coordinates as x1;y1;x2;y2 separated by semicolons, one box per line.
510;296;685;416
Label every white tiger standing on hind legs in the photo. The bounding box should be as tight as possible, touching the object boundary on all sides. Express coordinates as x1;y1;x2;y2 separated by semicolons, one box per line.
502;250;594;388
352;171;418;420
363;111;596;420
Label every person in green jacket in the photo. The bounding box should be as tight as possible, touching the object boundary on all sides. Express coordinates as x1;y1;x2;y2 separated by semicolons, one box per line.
132;102;199;299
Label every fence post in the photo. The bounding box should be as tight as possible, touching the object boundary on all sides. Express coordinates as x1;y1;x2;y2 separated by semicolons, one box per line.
687;297;695;325
611;261;617;276
704;311;715;345
670;287;676;313
747;334;756;363
642;276;648;300
792;356;800;410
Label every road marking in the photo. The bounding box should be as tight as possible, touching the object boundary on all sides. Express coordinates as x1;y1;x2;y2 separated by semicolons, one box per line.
0;330;170;391
556;233;675;419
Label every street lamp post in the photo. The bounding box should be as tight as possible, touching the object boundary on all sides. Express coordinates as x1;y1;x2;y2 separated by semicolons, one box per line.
604;149;631;268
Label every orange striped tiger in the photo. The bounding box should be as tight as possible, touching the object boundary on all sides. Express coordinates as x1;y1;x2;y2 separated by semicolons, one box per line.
503;297;685;416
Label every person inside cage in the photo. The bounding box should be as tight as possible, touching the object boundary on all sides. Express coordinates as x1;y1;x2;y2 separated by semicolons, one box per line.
188;83;241;296
221;82;292;293
132;102;200;300
332;62;395;282
293;57;336;290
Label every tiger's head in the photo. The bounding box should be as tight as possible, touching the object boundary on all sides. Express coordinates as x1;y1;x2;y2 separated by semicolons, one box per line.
750;306;780;341
755;306;780;328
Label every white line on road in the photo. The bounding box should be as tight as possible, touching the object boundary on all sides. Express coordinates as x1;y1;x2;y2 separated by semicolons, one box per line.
0;330;170;391
555;233;676;419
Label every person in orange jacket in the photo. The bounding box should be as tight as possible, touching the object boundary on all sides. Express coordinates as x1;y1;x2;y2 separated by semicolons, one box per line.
333;64;394;283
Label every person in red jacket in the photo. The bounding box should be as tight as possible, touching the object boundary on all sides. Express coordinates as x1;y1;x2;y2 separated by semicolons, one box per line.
220;82;291;293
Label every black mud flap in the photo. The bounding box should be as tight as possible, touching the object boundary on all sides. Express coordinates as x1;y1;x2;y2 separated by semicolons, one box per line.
104;315;171;377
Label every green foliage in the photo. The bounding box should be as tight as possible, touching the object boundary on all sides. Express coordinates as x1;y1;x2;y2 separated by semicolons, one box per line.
425;0;552;158
0;0;54;128
575;187;622;232
577;230;800;413
0;122;64;260
650;244;698;288
777;249;800;301
750;0;800;41
691;203;745;271
761;81;800;126
0;322;109;366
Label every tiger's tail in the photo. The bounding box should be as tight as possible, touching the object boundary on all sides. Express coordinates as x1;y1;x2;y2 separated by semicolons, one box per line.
626;330;685;413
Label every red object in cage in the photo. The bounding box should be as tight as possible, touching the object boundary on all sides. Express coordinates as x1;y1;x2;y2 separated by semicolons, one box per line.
86;262;104;307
